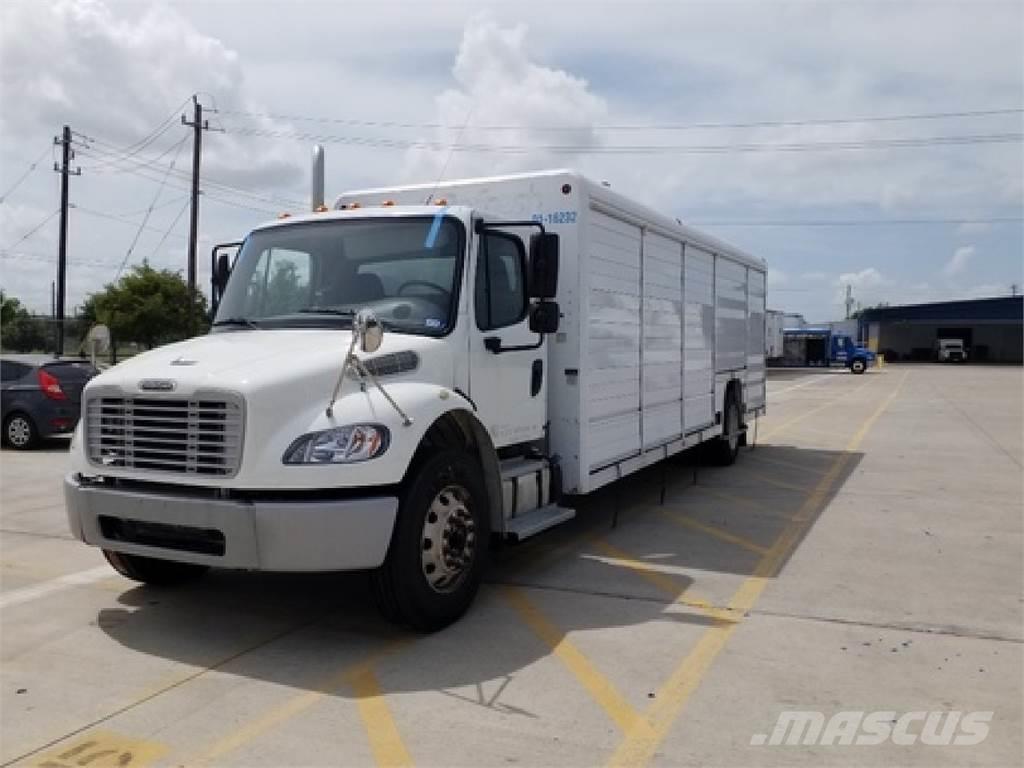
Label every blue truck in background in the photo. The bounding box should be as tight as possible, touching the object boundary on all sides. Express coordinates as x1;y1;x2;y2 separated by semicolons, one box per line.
772;328;875;374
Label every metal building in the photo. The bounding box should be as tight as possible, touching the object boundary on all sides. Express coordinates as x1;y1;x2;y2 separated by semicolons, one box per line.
858;296;1023;363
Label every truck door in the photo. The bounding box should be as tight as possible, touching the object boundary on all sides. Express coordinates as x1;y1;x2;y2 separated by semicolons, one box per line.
468;228;548;449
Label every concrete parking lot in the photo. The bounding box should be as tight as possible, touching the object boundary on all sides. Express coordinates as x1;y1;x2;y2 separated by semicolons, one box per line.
1;364;1021;767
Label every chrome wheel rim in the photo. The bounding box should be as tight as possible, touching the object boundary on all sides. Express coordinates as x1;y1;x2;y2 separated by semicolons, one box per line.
420;484;476;594
7;417;30;447
853;360;865;372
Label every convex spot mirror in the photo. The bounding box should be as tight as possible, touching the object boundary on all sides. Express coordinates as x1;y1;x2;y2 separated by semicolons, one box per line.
529;300;560;335
528;233;559;298
355;308;383;353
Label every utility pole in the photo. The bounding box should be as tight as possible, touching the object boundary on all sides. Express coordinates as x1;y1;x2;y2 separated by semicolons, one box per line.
53;125;80;357
182;96;216;335
844;284;854;320
1012;283;1019;297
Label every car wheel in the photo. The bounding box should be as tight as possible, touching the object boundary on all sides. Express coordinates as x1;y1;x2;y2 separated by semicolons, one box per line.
103;550;209;586
4;412;38;450
372;449;490;631
851;358;867;374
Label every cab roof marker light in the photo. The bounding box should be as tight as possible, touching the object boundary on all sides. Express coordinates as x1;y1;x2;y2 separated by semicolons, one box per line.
381;199;396;207
434;198;448;206
278;212;291;219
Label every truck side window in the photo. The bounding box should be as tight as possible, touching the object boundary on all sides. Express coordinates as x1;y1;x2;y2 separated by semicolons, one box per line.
475;232;527;331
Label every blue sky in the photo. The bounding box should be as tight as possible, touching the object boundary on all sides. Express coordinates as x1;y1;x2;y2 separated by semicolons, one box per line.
1;0;1021;320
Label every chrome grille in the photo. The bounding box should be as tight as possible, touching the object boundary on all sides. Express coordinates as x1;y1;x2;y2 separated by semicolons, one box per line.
86;393;244;476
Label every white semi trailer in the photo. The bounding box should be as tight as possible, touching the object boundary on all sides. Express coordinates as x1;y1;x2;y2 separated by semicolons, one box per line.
64;169;767;630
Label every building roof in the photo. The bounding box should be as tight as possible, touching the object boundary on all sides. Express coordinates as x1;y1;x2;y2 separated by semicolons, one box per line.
858;296;1022;323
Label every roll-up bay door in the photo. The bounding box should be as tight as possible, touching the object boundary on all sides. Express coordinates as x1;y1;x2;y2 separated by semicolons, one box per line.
586;208;641;470
684;244;715;430
642;231;683;448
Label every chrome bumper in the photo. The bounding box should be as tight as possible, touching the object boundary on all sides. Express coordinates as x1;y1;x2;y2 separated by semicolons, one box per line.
64;474;398;571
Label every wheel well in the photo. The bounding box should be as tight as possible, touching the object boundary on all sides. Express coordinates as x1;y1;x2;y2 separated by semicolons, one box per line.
406;410;504;535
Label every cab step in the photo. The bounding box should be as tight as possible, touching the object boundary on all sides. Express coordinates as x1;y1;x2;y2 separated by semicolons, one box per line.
505;504;575;542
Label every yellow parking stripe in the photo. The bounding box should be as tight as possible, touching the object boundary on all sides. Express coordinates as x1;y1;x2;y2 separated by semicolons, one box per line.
607;370;909;767
350;667;415;768
687;486;774;516
501;586;654;739
656;509;770;556
186;642;409;766
743;452;829;476
742;471;813;493
589;539;735;623
759;375;877;442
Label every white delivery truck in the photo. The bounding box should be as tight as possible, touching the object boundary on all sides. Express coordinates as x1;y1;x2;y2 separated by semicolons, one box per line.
65;169;767;630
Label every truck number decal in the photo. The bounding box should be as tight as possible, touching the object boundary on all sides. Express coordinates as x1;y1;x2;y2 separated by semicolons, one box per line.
531;211;577;225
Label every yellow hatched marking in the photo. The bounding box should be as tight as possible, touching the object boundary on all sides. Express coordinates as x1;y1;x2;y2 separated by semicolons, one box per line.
607;370;909;767
656;509;770;556
686;486;775;516
350;667;415;768
759;375;877;442
743;452;830;476
501;586;655;739
186;642;409;767
589;539;736;623
24;729;167;768
743;471;814;494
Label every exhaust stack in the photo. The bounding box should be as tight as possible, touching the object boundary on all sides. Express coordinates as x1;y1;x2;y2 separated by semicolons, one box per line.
311;144;325;211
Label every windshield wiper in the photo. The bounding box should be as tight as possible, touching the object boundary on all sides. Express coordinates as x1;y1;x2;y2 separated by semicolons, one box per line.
296;307;356;317
212;317;260;329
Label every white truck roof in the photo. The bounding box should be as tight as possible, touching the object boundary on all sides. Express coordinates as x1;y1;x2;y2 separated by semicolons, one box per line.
338;169;765;272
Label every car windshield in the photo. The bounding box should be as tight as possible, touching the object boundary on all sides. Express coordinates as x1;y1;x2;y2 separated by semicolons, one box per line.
213;216;464;336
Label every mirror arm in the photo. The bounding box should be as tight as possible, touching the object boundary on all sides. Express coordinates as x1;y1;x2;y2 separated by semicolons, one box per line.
484;335;545;354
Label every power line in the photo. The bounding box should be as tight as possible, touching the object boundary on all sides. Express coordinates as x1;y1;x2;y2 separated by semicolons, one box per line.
70;96;192;171
220;126;1024;154
114;135;189;279
693;216;1024;226
0;147;51;203
2;208;59;250
146;198;191;262
218;105;1024;132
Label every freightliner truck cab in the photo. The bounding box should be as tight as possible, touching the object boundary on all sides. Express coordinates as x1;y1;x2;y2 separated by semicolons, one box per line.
66;204;564;630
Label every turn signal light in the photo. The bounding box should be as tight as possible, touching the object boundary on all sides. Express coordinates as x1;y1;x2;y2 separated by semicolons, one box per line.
38;369;66;401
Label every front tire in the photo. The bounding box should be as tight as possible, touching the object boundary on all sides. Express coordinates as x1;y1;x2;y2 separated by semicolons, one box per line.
851;358;867;374
103;550;209;586
372;450;490;631
4;412;38;450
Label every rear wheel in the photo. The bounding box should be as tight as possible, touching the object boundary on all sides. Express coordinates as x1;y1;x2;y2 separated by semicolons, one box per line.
3;412;38;450
708;393;742;466
103;550;209;586
851;358;867;374
372;450;489;631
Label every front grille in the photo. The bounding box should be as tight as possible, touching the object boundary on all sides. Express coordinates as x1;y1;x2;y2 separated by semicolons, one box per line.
86;393;244;476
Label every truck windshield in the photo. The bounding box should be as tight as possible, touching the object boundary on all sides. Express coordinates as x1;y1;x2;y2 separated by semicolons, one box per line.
213;216;464;336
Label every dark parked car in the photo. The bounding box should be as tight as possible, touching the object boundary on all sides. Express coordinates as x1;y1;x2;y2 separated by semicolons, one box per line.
1;355;98;449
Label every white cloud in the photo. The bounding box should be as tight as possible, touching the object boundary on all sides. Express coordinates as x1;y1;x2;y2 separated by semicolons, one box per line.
403;16;608;182
837;267;887;290
0;0;302;193
766;268;788;287
943;245;976;277
956;222;993;237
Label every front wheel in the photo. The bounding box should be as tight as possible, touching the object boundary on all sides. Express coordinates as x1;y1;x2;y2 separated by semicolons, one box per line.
851;358;867;374
103;550;209;586
372;450;490;631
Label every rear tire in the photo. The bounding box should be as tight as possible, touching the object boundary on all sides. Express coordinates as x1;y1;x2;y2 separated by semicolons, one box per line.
708;393;742;466
851;358;867;374
4;412;38;450
372;450;489;631
103;550;209;586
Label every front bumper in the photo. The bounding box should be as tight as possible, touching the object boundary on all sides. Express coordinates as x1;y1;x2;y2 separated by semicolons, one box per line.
64;474;398;571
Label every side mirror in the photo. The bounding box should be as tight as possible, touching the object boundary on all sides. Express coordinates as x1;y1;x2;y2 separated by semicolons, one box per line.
210;242;241;313
355;308;383;354
214;253;231;292
528;233;559;298
529;300;560;335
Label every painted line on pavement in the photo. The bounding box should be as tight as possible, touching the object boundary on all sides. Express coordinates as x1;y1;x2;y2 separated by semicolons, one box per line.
759;374;878;442
606;370;909;767
350;666;415;768
655;509;770;556
501;585;655;739
0;565;115;610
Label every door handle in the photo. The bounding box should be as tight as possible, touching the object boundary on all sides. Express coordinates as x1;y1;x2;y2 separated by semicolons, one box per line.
531;359;543;396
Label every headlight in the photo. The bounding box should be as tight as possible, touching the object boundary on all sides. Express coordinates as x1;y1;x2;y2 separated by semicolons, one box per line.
283;424;389;464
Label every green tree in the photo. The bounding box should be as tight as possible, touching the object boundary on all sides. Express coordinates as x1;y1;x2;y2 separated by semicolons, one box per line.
0;291;49;352
87;264;208;349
